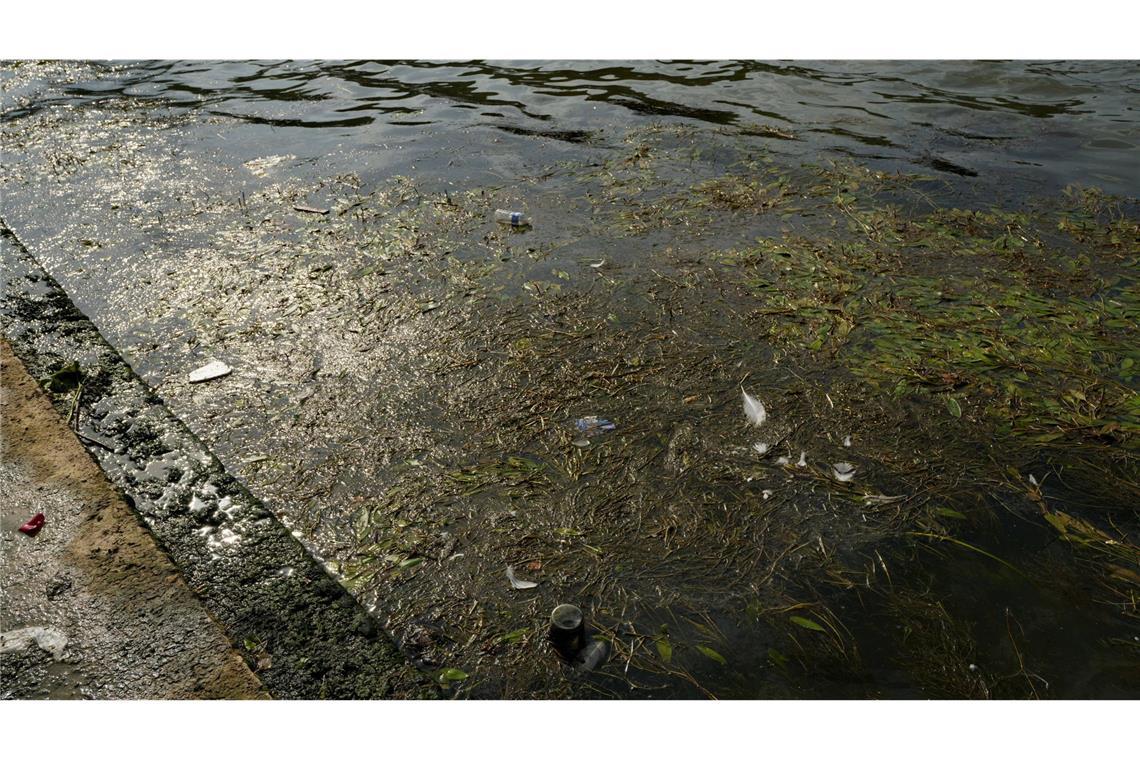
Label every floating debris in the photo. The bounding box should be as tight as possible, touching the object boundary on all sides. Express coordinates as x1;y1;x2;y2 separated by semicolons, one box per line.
863;494;905;505
243;154;294;176
18;513;45;536
494;209;531;227
762;489;773;500
753;442;771;456
506;565;538;590
832;462;857;482
576;416;616;436
776;456;791;466
742;388;767;427
549;604;586;656
796;451;807;468
188;360;232;383
843;435;852;448
589;260;606;268
0;627;68;659
293;204;329;215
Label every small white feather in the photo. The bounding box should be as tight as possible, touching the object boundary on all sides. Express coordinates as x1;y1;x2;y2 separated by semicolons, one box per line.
742;388;767;427
796;451;807;468
506;565;537;590
753;442;770;456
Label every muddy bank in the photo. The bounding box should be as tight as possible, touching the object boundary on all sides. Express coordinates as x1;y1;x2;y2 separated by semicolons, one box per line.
1;338;264;698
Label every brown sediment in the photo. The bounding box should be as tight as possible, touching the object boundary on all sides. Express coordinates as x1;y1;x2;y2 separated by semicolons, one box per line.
1;338;266;699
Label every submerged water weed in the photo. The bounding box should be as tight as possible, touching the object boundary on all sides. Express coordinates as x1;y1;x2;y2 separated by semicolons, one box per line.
10;83;1135;698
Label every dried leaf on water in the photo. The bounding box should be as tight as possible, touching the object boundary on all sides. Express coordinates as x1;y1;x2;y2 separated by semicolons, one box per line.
742;388;767;427
506;565;538;590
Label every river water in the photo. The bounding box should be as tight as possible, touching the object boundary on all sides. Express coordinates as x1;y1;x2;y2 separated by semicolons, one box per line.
2;60;1138;698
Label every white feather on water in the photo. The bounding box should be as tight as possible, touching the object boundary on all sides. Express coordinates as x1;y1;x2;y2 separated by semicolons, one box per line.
832;462;857;482
506;565;538;590
742;389;767;427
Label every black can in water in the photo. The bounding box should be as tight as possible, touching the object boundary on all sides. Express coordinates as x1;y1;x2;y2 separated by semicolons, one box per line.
549;603;585;656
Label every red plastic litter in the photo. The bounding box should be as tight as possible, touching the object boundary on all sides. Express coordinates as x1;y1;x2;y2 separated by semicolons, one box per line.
19;513;45;536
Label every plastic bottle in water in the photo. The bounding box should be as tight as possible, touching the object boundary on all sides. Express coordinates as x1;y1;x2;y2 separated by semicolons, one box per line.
494;209;531;228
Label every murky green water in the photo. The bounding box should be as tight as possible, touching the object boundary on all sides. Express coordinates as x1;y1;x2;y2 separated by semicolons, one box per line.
2;60;1137;698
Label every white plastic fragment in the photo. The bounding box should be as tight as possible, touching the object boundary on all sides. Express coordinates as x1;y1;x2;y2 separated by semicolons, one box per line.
506;565;538;590
832;462;857;482
0;627;68;659
742;388;767;427
189;360;232;383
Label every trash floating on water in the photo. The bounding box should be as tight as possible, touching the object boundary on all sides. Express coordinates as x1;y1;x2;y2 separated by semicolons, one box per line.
753;442;771;456
549;604;586;656
577;638;609;672
188;360;232;383
576;416;616;436
293;204;329;215
796;451;807;468
18;513;45;536
506;565;538;590
0;627;68;659
742;388;767;427
832;462;857;482
494;209;531;228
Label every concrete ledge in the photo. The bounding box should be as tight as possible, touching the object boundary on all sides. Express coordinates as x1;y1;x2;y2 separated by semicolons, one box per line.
2;221;436;699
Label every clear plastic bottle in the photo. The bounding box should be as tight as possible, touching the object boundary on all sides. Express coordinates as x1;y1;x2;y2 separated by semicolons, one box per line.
494;209;531;228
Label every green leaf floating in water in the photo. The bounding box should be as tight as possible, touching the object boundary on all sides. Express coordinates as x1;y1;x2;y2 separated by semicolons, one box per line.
946;396;962;418
656;637;673;664
438;668;468;683
790;615;826;632
695;645;726;665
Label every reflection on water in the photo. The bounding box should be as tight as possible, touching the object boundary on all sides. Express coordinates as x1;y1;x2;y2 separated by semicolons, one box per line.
5;60;1137;195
